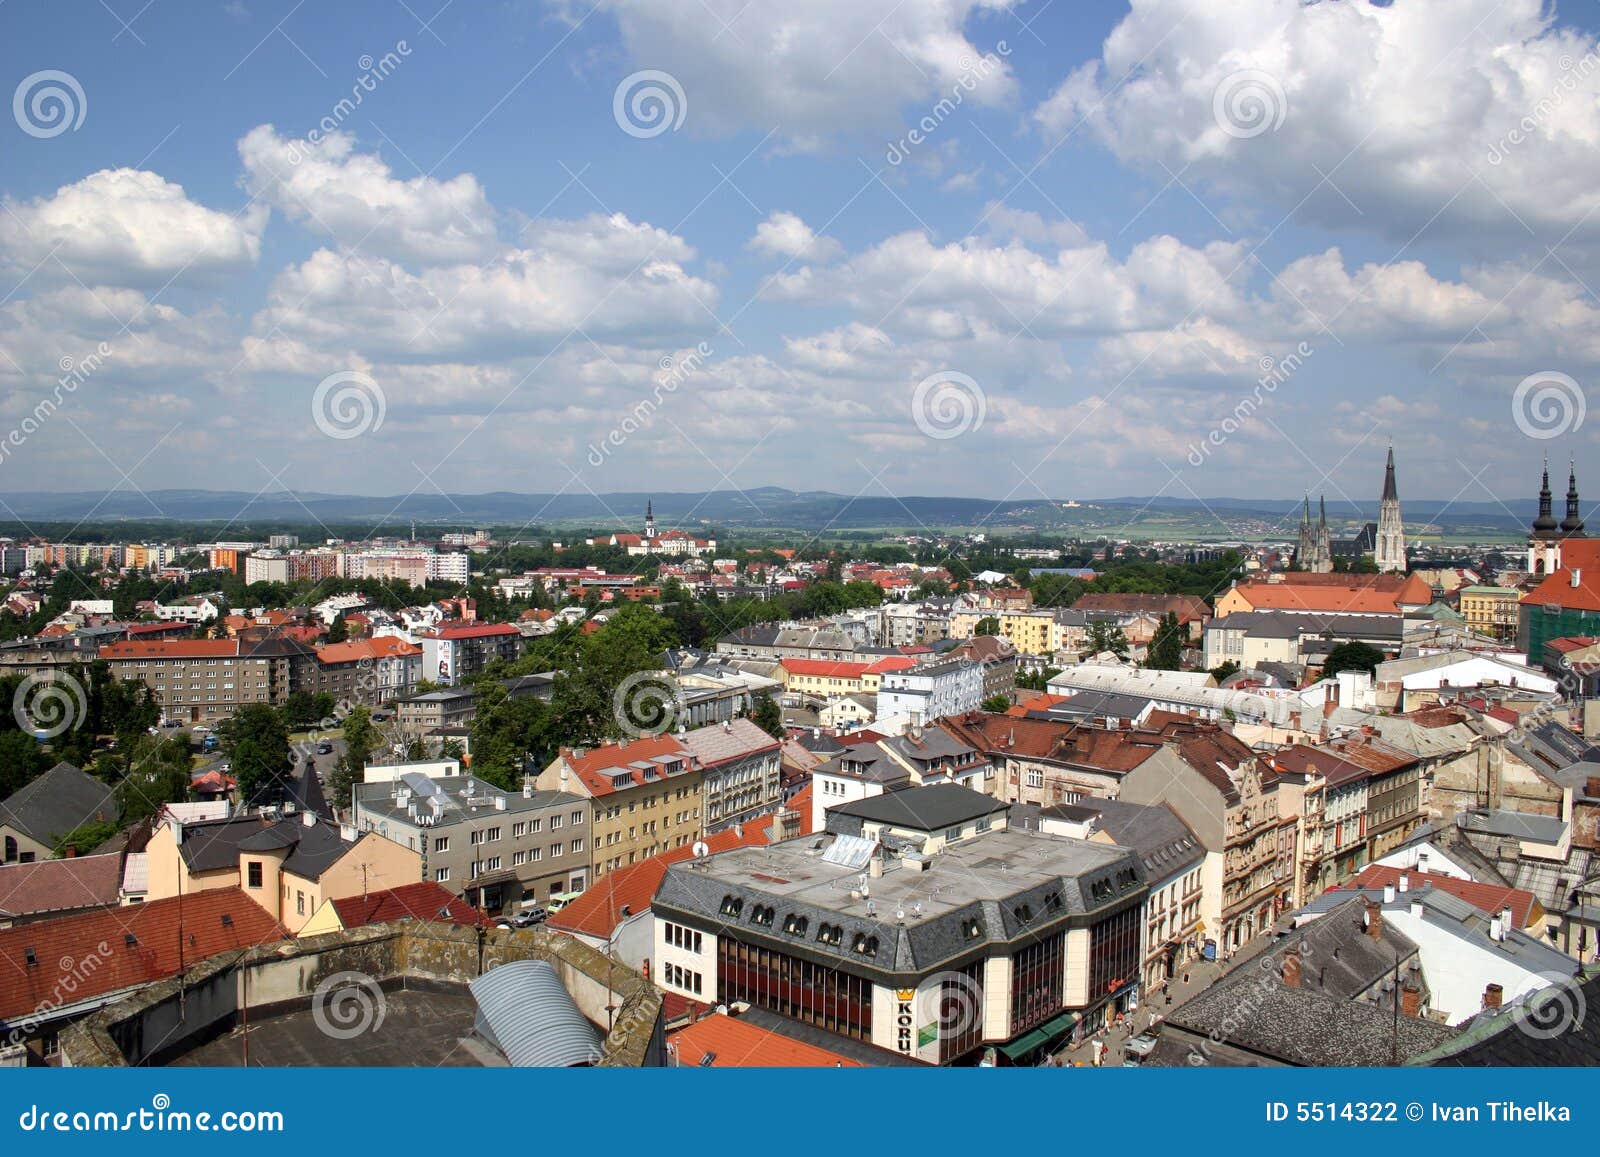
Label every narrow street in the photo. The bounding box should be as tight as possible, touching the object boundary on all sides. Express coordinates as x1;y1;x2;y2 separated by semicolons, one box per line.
1053;931;1282;1067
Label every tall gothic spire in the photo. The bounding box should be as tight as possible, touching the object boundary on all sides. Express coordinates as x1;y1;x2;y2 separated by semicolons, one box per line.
1318;494;1327;529
1382;444;1398;502
1534;457;1558;536
1562;460;1585;536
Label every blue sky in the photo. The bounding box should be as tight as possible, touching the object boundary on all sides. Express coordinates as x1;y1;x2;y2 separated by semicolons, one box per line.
2;0;1599;518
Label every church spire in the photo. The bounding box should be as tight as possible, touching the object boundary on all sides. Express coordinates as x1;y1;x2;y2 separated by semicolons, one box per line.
1382;443;1398;502
1534;457;1558;536
1562;460;1585;537
1318;494;1327;529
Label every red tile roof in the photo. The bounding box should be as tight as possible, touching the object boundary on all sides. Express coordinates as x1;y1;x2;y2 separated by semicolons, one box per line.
317;636;422;665
430;622;521;639
780;658;874;679
1343;866;1541;928
101;638;243;659
0;853;123;920
669;1012;863;1067
329;881;487;929
559;734;697;797
0;887;288;1020
1523;540;1600;611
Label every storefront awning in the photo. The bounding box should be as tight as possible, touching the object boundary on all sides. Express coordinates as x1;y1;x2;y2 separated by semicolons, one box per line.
997;1010;1080;1060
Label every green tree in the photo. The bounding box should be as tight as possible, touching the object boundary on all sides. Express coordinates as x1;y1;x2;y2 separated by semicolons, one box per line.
974;616;1000;637
342;706;379;770
980;693;1012;714
1086;620;1129;659
748;692;784;739
1323;641;1384;678
115;734;193;822
218;704;291;804
0;730;49;798
326;615;349;643
1145;611;1184;671
1209;660;1241;684
52;820;121;857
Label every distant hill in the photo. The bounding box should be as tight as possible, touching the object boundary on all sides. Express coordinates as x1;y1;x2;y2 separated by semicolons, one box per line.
0;487;1534;539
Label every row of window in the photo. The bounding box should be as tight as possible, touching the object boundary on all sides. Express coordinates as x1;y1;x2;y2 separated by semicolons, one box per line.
664;922;703;953
663;962;703;995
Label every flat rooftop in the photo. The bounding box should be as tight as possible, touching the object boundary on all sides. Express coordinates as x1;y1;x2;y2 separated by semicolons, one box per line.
169;987;498;1067
670;828;1135;929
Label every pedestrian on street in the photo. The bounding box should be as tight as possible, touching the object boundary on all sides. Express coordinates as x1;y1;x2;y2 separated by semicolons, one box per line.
1091;1039;1105;1067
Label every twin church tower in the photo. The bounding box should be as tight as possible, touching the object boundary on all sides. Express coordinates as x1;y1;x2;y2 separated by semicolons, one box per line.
1295;446;1407;574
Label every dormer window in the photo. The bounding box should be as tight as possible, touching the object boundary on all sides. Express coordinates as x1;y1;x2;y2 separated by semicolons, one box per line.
719;894;744;917
782;913;808;936
751;904;775;927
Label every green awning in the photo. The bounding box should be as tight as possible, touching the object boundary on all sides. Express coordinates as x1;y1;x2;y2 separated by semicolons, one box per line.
996;1011;1080;1060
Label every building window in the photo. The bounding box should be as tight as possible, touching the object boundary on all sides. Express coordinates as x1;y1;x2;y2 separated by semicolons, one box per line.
716;937;872;1042
436;867;450;882
571;810;584;826
1010;930;1066;1035
296;891;305;916
247;861;263;889
551;843;563;858
434;836;449;853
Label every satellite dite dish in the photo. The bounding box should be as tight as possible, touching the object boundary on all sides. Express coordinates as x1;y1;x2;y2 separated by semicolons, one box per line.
692;840;711;858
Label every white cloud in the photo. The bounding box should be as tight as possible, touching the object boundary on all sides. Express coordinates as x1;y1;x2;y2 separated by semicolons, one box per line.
252;212;717;360
748;211;843;263
238;125;499;264
0;169;266;286
1037;0;1600;239
593;0;1020;147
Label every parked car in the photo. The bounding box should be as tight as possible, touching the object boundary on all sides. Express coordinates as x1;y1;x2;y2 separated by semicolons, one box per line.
495;906;549;930
316;742;334;754
545;891;582;913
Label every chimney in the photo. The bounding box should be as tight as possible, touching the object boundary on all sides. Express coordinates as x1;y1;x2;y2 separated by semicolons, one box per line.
1483;983;1504;1010
1398;873;1409;893
62;844;76;859
1500;905;1515;932
1400;982;1422;1019
1366;899;1384;941
302;810;317;827
1489;914;1505;942
1282;946;1302;987
1409;899;1424;919
1383;884;1396;904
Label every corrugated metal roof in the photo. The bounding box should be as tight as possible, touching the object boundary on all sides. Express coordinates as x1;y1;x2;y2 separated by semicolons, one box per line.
470;960;601;1067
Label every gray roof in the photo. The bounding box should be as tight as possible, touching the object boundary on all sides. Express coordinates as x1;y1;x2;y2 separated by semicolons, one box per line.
1030;690;1155;723
238;817;356;882
355;776;584;829
654;826;1145;981
173;816;273;873
828;784;1008;833
470;959;600;1067
0;762;116;847
1062;798;1205;881
1420;971;1600;1066
1163;897;1458;1066
1206;611;1412;641
1457;808;1568;845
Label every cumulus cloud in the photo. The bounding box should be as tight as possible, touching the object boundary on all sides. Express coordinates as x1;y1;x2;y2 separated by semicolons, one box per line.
238;125;499;264
591;0;1020;147
0;169;266;286
1037;0;1600;240
748;211;843;263
252;212;717;360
